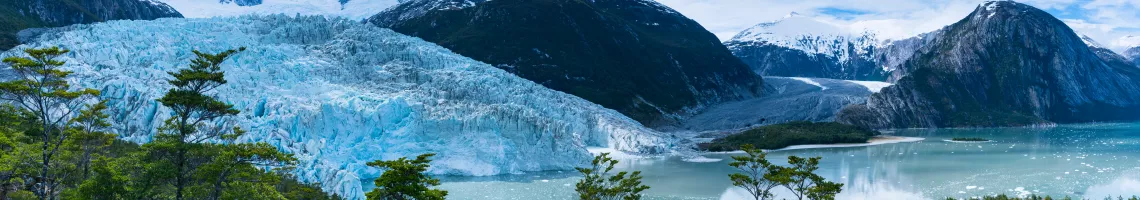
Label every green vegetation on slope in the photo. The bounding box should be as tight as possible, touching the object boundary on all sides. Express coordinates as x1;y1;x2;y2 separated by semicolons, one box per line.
700;121;878;152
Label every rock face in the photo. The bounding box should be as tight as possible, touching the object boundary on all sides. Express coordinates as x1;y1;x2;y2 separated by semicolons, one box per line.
368;0;763;126
838;1;1140;129
6;15;674;199
0;0;182;49
724;13;889;81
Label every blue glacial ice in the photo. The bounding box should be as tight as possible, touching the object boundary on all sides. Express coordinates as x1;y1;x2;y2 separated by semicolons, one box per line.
3;15;675;199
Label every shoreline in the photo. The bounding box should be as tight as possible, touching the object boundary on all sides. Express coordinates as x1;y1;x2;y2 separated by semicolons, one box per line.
702;136;925;154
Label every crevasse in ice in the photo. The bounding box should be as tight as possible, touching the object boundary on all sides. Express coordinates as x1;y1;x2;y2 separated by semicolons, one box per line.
3;15;674;199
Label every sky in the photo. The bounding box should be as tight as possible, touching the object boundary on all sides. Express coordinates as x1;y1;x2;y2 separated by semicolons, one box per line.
655;0;1140;52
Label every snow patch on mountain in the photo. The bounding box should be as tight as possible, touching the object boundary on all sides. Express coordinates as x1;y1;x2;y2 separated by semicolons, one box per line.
845;80;892;93
1081;35;1106;49
728;12;879;62
6;15;675;199
156;0;400;19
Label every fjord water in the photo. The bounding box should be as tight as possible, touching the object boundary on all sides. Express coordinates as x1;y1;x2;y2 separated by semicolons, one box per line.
438;123;1140;199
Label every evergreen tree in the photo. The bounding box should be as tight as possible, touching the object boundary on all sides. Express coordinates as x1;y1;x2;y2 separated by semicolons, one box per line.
575;153;649;200
64;158;128;200
0;47;100;200
149;47;245;200
366;153;447;200
770;156;843;200
64;101;115;180
727;144;781;200
196;131;296;200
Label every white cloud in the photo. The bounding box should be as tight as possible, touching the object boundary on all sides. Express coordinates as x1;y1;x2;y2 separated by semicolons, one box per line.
656;0;1140;52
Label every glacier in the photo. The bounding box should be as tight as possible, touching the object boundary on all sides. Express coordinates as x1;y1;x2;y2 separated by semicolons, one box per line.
2;15;675;199
679;77;883;132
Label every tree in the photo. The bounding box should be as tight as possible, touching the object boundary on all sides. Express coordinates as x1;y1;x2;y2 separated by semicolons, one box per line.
63;158;128;200
770;156;843;200
150;47;245;200
727;144;781;200
196;137;296;200
0;47;100;200
366;153;447;200
575;153;650;200
64;101;115;180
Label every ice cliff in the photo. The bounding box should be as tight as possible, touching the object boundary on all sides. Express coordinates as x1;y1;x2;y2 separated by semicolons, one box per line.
2;15;674;199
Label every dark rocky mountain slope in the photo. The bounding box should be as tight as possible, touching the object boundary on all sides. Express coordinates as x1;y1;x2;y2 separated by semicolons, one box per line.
0;0;183;49
838;1;1140;129
369;0;762;126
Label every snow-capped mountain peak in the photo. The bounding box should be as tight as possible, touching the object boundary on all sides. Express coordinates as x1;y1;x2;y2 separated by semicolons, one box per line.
1081;35;1106;49
727;12;879;64
729;12;848;43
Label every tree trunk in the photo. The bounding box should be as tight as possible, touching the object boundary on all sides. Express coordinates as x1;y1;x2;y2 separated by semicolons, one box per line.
39;121;49;200
211;170;229;200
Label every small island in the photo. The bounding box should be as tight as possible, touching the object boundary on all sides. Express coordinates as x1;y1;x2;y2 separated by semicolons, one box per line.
699;121;879;152
950;137;991;142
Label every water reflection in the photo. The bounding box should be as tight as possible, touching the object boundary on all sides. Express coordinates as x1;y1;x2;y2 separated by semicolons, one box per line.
438;123;1140;199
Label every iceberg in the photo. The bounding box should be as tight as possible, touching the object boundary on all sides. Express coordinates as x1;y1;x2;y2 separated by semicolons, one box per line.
3;15;675;199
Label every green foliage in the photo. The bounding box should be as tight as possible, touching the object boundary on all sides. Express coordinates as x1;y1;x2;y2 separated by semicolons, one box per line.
727;144;781;200
574;153;650;200
725;144;843;200
702;121;877;152
366;153;447;200
147;47;250;200
276;172;343;200
0;47;339;199
63;158;129;200
769;156;843;200
0;46;100;200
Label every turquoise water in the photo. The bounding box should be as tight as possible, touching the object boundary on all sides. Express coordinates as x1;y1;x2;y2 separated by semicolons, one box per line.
438;123;1140;199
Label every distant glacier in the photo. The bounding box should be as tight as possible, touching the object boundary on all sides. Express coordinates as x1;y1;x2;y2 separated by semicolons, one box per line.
2;15;675;199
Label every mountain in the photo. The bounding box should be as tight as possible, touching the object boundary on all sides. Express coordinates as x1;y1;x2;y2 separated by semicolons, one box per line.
838;1;1140;129
1121;36;1140;67
1126;46;1140;66
1082;35;1136;69
5;15;674;199
876;30;943;82
724;13;889;81
0;0;182;49
154;0;398;19
368;0;763;126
